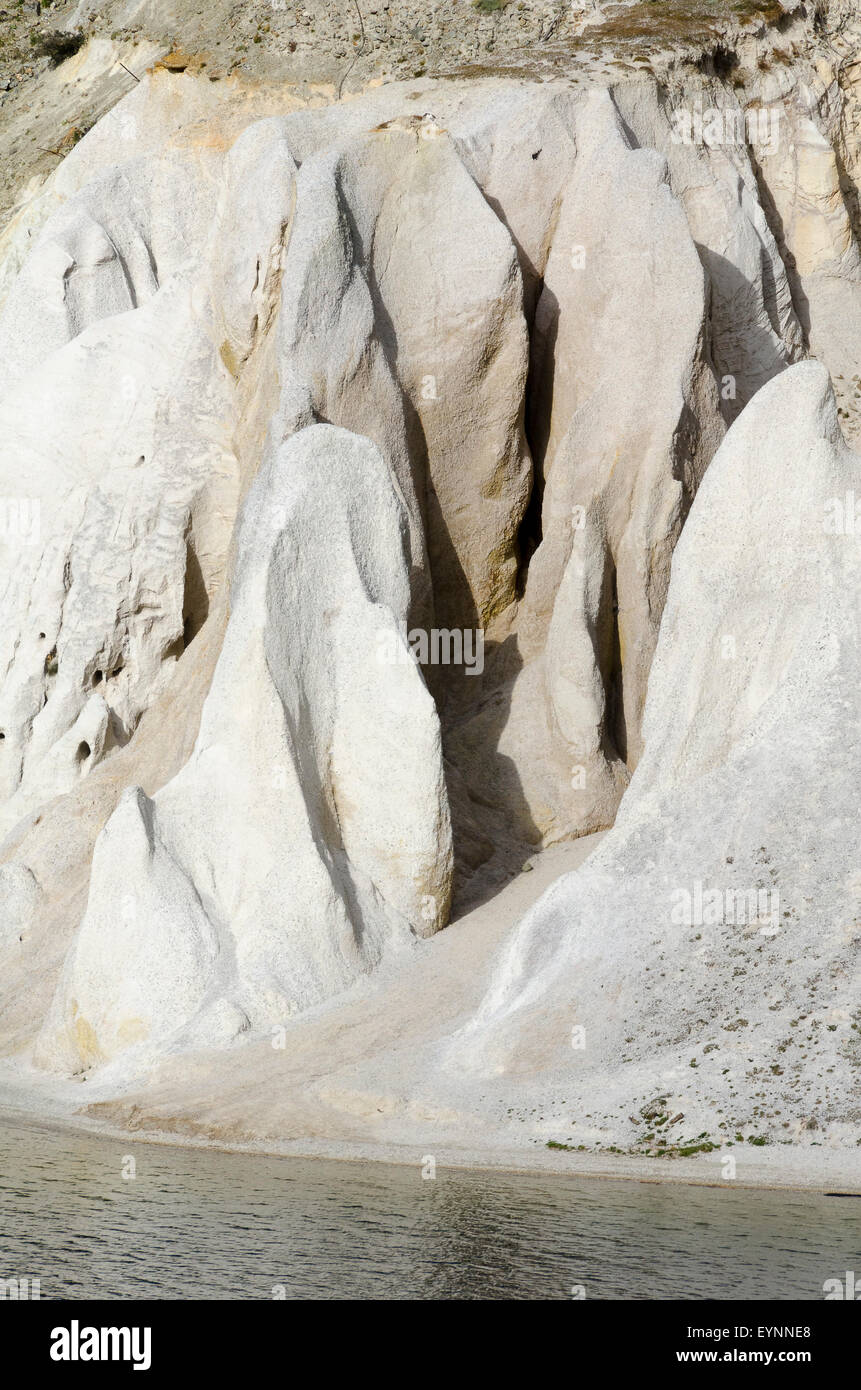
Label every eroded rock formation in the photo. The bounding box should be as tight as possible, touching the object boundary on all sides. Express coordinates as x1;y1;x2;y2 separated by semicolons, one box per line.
445;362;860;1151
0;3;857;1164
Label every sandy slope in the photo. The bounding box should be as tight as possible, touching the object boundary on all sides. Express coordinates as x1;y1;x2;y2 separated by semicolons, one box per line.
0;832;857;1192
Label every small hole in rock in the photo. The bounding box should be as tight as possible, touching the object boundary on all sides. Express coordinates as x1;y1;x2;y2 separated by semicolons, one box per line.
76;741;91;762
92;670;103;686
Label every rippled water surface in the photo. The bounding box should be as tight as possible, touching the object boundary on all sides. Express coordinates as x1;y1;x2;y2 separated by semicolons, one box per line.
0;1117;858;1299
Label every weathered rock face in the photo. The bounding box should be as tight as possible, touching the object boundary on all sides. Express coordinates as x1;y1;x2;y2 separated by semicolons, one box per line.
274;119;532;637
611;79;804;424
445;87;725;871
0;278;238;835
450;362;861;1150
0;88;305;840
36;425;452;1070
0;5;857;1173
0;73;588;1055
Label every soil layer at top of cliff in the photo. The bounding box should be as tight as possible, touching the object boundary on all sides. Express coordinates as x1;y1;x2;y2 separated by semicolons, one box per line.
0;1;834;99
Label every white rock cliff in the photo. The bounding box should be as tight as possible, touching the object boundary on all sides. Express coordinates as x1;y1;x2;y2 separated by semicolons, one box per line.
0;3;857;1171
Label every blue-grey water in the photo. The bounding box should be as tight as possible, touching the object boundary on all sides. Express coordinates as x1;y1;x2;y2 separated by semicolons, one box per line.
0;1117;858;1299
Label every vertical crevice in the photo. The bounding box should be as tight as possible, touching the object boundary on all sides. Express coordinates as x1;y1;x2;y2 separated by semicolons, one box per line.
182;538;209;649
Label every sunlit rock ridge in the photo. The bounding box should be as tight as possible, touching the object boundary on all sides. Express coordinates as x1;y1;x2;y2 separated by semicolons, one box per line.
0;1;857;1171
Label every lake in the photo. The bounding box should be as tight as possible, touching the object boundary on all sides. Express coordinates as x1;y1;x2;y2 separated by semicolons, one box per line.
0;1116;858;1299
